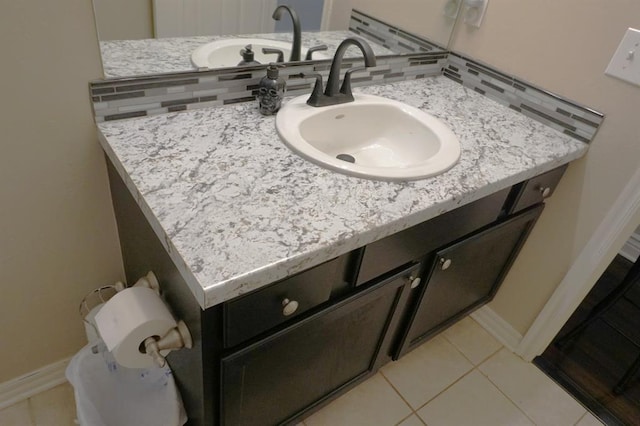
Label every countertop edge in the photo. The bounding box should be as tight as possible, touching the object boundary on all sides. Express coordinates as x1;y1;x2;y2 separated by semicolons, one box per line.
98;132;208;309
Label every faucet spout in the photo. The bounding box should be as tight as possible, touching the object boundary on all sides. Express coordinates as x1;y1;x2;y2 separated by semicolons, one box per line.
305;37;376;107
324;38;376;97
272;5;301;62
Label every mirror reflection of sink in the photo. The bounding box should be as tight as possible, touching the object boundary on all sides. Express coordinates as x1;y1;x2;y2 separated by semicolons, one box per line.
276;94;461;181
191;38;330;68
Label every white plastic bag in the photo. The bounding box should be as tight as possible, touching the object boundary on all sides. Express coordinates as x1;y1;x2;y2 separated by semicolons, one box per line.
66;340;187;426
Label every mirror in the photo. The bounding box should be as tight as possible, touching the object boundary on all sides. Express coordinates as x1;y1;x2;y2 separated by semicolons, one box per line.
93;0;461;79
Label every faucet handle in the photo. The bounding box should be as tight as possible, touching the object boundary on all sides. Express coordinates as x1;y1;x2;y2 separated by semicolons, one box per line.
300;72;325;106
305;44;328;60
262;48;285;63
339;66;366;100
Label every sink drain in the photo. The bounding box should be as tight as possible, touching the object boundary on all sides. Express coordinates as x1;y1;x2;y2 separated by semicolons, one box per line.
336;154;356;163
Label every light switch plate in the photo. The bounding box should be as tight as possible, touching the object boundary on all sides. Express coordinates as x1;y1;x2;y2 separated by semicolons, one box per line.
605;28;640;87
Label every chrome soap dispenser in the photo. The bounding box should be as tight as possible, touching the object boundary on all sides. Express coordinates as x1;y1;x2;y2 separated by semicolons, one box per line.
257;63;285;115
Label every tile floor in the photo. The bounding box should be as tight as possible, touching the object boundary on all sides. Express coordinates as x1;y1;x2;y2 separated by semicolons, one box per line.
0;317;604;426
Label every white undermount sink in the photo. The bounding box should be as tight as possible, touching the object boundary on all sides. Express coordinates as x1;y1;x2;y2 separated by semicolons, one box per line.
275;94;461;181
191;38;329;68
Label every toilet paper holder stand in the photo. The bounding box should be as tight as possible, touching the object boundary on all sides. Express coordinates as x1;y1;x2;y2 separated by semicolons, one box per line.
142;320;192;368
80;271;193;368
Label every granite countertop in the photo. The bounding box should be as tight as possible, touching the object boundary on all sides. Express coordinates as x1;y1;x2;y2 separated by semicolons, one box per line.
100;30;396;79
97;76;588;309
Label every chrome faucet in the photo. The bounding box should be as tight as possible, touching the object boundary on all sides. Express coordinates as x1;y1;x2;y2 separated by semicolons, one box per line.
305;37;377;107
272;5;301;62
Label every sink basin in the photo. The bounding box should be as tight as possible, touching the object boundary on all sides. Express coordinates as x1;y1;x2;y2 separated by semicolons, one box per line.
191;38;330;68
275;94;461;181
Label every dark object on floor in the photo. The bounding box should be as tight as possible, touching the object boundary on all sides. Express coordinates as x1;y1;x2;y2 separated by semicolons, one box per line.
556;255;640;394
535;254;640;426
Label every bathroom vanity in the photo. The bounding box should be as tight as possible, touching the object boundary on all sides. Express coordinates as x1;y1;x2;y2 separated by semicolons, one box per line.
98;76;588;425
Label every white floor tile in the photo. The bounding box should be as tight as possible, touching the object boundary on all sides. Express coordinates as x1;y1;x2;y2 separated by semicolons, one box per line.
304;373;411;426
0;400;34;426
381;334;473;409
443;316;502;365
575;412;605;426
417;370;534;426
479;348;586;426
29;382;76;426
397;413;425;426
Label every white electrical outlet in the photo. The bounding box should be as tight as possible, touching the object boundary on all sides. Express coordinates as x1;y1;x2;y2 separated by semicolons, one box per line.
605;28;640;87
463;0;489;28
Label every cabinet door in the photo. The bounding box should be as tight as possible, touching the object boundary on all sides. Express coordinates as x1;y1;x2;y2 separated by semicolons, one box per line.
396;205;544;359
220;266;417;426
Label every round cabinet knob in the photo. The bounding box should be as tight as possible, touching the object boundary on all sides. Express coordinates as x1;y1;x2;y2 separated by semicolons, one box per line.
409;275;422;289
440;258;452;270
539;186;551;198
281;298;299;316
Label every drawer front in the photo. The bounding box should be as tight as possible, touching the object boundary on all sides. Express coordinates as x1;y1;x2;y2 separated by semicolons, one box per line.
224;256;343;348
509;164;567;214
356;188;510;286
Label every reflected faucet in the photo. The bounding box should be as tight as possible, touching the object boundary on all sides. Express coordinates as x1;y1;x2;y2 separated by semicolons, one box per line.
305;37;377;107
272;5;301;62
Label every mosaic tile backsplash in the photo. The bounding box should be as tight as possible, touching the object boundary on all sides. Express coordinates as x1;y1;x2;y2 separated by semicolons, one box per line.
90;10;604;144
444;53;603;143
91;52;446;122
349;9;446;53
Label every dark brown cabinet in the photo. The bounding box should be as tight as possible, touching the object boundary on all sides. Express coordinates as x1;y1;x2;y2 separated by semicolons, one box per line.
396;205;544;358
106;158;567;426
220;266;417;426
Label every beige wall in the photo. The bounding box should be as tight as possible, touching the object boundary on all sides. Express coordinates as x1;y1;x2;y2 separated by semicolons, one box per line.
327;0;457;47
449;1;640;334
93;0;154;40
0;1;123;382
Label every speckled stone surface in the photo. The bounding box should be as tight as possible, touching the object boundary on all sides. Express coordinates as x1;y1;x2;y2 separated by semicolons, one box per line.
98;76;588;309
100;31;396;79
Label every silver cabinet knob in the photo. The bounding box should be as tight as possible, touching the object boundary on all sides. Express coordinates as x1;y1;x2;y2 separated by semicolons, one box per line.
282;298;299;316
440;258;452;270
409;275;422;289
539;186;551;198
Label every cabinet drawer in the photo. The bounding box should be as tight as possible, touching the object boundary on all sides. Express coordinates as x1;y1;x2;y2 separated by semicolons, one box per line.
356;188;510;286
508;164;567;214
224;256;346;348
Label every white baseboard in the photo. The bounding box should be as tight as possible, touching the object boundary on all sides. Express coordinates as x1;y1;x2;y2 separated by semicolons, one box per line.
471;305;523;351
0;358;71;410
619;231;640;262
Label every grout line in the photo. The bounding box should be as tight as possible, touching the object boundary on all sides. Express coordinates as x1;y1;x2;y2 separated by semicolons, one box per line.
475;366;539;425
474;343;504;367
440;316;504;367
380;371;430;426
412;367;476;413
380;372;428;426
394;412;415;425
379;371;415;413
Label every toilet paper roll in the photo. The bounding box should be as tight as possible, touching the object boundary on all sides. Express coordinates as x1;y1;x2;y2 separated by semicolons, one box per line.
94;286;177;368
